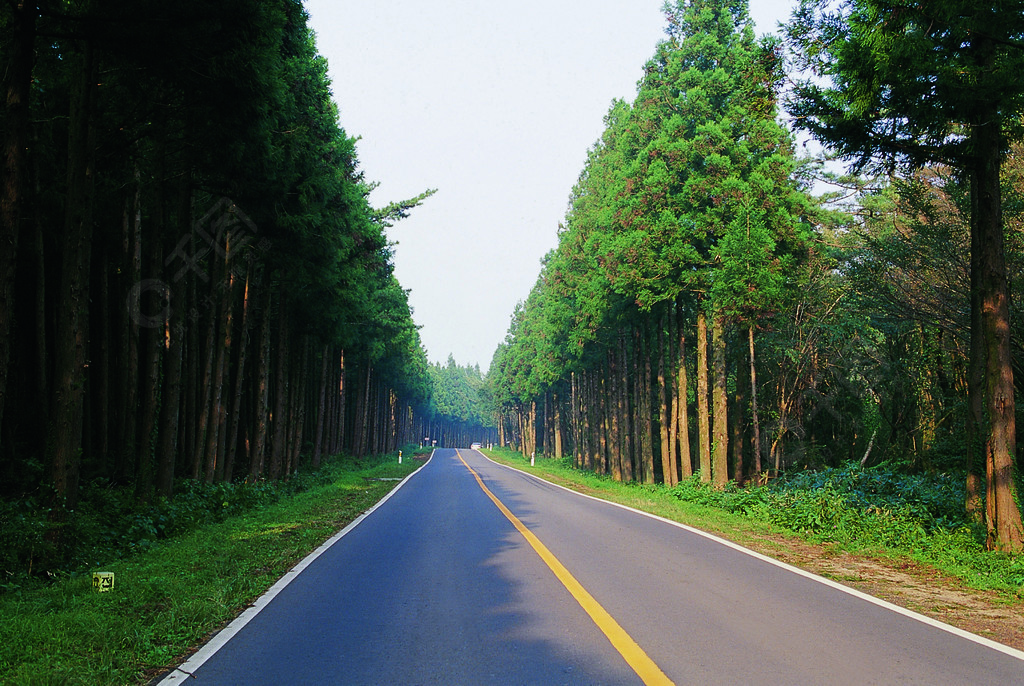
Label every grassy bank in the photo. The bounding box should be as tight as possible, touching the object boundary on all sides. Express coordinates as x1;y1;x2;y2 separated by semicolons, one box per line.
482;447;1024;596
0;452;425;686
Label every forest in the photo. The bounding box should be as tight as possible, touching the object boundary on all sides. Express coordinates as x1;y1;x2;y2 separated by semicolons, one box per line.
0;0;502;575
487;0;1024;552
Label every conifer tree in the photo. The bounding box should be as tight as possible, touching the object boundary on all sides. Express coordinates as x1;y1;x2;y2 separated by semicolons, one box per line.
787;0;1024;551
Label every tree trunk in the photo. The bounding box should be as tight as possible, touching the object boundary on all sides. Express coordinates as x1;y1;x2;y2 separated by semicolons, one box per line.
155;279;185;498
677;307;692;479
47;46;97;523
250;285;273;480
749;323;763;476
619;335;633;482
191;285;217;479
640;326;654;484
971;104;1024;551
311;342;329;468
731;334;747;484
134;224;165;501
116;177;143;483
696;311;710;483
608;350;621;481
712;314;728;490
269;306;290;479
657;314;672;485
553;391;563;460
667;307;679;487
224;263;254;481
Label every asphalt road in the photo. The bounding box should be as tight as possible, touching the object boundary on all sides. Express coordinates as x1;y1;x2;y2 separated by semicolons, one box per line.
160;448;1024;685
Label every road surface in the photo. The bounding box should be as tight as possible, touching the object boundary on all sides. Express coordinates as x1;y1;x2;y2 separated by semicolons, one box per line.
160;448;1024;685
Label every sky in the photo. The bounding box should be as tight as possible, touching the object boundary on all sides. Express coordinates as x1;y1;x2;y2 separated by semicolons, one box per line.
304;0;798;372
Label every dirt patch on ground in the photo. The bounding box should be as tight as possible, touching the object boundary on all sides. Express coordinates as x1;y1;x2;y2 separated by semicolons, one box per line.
738;532;1024;652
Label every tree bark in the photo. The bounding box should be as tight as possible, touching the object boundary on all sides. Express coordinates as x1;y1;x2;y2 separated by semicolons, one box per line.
224;263;254;481
47;45;97;521
749;323;763;476
619;335;634;482
667;307;679;487
696;311;711;483
640;326;654;484
269;306;290;479
971;104;1024;551
250;285;273;480
657;314;672;485
677;307;692;479
311;342;329;468
712;314;728;490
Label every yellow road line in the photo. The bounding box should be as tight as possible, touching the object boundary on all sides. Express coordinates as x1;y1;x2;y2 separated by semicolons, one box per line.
455;450;674;686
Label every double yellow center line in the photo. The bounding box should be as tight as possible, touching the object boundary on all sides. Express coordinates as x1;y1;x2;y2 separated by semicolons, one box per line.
455;450;674;686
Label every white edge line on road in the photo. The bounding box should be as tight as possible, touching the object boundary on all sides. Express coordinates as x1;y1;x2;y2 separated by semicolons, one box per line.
157;450;435;685
470;449;1024;663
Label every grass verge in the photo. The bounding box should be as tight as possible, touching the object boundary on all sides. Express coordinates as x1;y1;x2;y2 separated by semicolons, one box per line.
0;452;426;686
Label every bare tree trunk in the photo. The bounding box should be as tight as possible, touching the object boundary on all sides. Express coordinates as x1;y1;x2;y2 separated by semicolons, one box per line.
677;325;692;479
47;46;97;524
191;288;216;479
311;342;329;468
553;391;563;459
619;335;633;482
250;286;273;480
135;180;169;501
608;351;621;480
640;326;654;484
696;311;710;483
117;178;143;482
224;263;254;481
269;306;290;479
155;280;185;498
712;314;728;490
748;323;762;476
667;307;679;486
731;338;747;485
972;103;1024;551
657;314;672;485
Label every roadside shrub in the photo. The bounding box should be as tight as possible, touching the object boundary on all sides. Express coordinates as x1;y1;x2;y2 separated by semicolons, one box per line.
670;463;965;549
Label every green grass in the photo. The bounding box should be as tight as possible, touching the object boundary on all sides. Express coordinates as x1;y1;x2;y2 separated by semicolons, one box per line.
0;453;425;686
482;447;1024;597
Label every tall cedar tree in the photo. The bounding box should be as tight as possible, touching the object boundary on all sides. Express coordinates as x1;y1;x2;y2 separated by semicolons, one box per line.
786;0;1024;551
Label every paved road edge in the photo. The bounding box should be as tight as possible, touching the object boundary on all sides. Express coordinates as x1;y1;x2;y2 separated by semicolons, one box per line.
156;451;435;685
472;449;1024;663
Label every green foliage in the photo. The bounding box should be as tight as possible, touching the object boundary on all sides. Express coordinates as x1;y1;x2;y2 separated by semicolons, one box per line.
667;463;968;547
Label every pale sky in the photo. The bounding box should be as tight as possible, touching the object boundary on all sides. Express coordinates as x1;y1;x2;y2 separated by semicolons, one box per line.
305;0;798;371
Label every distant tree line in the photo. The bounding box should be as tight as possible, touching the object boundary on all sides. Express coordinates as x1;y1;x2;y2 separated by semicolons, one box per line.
488;0;1024;551
0;1;440;540
427;356;497;448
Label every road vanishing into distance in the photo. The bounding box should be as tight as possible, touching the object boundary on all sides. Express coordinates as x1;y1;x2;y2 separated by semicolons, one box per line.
160;449;1024;685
